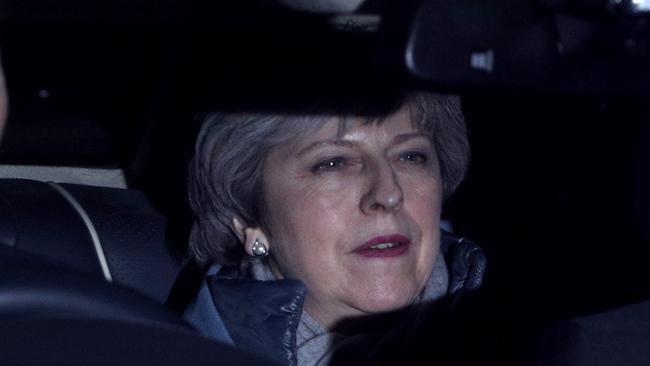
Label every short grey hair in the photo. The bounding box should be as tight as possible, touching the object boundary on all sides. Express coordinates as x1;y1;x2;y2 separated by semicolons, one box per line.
188;92;470;266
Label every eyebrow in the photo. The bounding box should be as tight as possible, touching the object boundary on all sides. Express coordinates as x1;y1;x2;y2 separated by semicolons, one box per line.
393;132;430;144
296;139;358;156
296;132;430;157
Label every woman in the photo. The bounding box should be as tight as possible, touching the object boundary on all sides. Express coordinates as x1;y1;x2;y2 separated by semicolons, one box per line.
184;92;486;366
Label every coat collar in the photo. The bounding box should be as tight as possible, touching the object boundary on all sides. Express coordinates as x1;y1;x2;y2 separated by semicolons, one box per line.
208;268;306;366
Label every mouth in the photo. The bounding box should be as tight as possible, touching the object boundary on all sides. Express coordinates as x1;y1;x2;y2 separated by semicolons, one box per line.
353;234;411;258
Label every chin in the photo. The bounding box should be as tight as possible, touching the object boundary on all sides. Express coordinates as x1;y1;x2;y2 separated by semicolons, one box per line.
357;290;417;315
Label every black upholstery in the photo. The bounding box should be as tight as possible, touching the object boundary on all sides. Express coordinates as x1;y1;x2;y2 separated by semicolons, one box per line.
0;244;189;330
0;179;104;278
0;178;183;304
0;317;277;366
58;182;184;303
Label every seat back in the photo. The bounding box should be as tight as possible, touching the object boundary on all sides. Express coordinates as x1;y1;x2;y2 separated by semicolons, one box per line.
0;178;183;304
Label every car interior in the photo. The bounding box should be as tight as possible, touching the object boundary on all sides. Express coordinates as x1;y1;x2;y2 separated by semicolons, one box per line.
1;0;649;364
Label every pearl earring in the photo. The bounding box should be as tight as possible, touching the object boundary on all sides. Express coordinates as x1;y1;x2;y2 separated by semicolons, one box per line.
251;238;269;257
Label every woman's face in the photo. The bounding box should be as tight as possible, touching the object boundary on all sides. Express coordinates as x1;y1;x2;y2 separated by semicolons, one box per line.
261;106;443;328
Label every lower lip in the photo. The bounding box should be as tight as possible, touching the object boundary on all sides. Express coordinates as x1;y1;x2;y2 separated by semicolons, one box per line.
355;243;410;258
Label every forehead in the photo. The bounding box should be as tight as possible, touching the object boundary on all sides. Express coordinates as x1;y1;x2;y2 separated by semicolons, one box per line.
266;101;433;159
278;105;422;153
335;105;418;139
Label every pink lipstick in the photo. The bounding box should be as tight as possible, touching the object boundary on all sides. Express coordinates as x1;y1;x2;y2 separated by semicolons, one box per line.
354;234;410;258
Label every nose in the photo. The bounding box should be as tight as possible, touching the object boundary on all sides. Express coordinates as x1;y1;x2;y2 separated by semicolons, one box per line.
360;162;404;215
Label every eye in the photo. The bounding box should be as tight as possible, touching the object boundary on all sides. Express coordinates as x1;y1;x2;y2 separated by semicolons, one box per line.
400;151;429;165
312;157;346;172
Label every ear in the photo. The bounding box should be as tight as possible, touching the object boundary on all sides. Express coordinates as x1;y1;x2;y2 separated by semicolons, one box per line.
231;217;271;256
231;217;247;242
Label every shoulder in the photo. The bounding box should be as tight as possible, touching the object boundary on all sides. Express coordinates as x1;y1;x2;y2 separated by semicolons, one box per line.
183;264;234;344
184;263;307;366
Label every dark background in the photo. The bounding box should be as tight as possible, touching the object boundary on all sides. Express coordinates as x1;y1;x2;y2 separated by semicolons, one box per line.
1;0;649;362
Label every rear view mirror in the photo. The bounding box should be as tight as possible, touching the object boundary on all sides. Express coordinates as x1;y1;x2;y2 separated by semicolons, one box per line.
380;0;650;96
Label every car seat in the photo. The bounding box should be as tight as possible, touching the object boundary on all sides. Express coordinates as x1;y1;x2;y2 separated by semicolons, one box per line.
0;178;183;304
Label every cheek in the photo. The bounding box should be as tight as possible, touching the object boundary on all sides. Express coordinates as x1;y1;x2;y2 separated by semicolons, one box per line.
404;176;443;271
264;176;356;277
272;172;362;229
405;174;443;222
405;179;443;287
269;177;348;230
